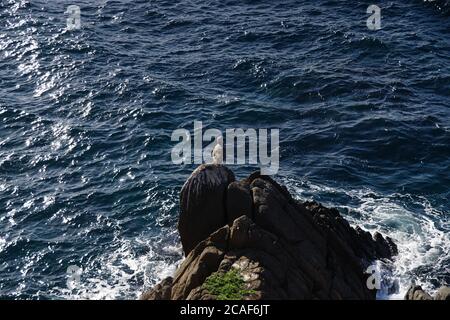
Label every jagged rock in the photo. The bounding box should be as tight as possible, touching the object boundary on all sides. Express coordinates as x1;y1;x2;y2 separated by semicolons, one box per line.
140;277;173;300
434;286;450;300
178;164;235;256
226;180;253;223
405;285;433;300
171;226;229;299
142;165;398;300
404;284;450;300
373;232;398;258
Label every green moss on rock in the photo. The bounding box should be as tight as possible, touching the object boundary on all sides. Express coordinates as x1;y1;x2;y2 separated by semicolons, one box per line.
203;269;256;300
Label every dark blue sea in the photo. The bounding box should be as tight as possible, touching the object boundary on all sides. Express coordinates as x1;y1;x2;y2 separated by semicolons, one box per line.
0;0;449;299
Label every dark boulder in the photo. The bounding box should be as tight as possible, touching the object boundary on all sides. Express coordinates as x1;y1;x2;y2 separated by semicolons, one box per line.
178;164;235;256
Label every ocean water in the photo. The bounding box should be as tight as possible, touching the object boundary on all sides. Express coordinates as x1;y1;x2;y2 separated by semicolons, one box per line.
0;0;449;299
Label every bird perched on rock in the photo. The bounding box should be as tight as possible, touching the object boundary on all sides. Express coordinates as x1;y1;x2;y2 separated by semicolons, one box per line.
212;136;223;164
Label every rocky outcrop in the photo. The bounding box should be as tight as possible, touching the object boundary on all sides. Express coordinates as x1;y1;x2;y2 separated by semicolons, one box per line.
434;286;450;300
140;277;173;300
142;164;399;300
405;285;433;300
405;285;450;301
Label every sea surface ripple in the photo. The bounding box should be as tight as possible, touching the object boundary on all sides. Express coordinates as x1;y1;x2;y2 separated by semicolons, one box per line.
0;0;449;299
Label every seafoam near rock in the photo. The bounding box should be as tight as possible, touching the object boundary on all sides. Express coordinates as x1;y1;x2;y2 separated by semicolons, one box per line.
142;165;402;300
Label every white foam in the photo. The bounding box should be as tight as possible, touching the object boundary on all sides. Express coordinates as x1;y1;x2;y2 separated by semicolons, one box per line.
54;232;183;300
0;237;6;252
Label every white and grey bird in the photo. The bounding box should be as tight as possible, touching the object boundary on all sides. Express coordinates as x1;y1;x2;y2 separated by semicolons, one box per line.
212;136;223;164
